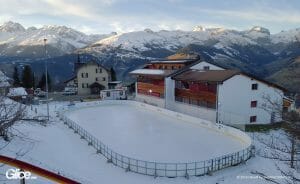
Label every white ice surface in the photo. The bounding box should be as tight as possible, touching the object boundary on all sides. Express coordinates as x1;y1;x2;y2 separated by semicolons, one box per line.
66;103;246;162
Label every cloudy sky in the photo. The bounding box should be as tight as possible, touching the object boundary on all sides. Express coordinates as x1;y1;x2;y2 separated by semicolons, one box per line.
0;0;300;34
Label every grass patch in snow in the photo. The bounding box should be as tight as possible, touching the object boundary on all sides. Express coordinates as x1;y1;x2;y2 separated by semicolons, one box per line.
245;122;283;132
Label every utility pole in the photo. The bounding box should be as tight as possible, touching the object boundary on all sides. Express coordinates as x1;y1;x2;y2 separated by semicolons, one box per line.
43;38;50;121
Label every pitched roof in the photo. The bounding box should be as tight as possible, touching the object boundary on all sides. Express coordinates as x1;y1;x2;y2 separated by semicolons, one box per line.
64;76;76;83
7;87;27;97
172;69;239;82
150;59;195;64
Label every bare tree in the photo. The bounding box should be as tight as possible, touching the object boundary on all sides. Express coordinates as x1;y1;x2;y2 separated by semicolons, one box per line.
257;92;300;183
0;96;25;141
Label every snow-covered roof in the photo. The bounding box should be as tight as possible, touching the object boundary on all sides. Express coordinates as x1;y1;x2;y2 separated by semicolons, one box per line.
7;87;28;97
150;59;193;64
130;69;173;76
108;81;122;84
0;70;10;88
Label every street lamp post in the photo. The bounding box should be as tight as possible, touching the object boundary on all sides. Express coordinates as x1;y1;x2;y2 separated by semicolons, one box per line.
43;38;50;121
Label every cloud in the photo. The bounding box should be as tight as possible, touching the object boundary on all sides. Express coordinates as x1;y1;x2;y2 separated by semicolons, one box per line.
0;0;299;34
43;0;95;18
198;8;300;24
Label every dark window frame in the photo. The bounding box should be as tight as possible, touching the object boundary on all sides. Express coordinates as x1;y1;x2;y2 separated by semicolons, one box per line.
251;101;257;108
252;83;258;90
250;116;257;123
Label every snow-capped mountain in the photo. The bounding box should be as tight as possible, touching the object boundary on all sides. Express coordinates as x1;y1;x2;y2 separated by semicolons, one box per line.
0;21;115;57
83;25;300;59
79;25;300;81
0;22;300;91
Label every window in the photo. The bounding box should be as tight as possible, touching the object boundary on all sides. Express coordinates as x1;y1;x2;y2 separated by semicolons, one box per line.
251;101;257;108
107;91;110;97
100;68;102;73
82;83;88;88
96;68;98;73
103;77;106;81
250;116;257;123
81;73;88;78
203;66;210;70
95;77;98;81
252;83;258;90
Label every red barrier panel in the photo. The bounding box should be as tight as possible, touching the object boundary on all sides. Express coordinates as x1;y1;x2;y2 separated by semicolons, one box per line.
0;155;80;184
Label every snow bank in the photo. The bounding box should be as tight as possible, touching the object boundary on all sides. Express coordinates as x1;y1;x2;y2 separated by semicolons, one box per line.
7;87;27;97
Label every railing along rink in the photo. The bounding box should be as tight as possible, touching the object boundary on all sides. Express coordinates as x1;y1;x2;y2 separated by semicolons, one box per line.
59;101;254;178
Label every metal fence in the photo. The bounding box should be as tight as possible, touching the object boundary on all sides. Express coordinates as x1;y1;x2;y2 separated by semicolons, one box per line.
59;109;254;178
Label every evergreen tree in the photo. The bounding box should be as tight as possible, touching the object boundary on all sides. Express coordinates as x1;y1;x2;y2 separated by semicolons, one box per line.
32;72;36;89
37;72;51;91
110;67;117;81
13;66;20;87
21;65;34;88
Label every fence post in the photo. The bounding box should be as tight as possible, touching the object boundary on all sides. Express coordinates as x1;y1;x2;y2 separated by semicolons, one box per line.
126;159;130;172
154;163;157;178
185;163;189;179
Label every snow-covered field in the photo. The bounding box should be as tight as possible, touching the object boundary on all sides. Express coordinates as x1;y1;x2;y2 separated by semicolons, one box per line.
0;101;299;184
65;103;247;162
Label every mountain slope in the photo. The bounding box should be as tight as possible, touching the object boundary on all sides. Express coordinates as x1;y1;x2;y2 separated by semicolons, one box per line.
1;22;300;91
268;56;300;93
0;21;114;57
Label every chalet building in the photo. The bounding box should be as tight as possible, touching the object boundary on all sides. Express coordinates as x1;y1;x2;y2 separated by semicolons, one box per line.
130;58;287;127
130;59;196;106
64;60;110;95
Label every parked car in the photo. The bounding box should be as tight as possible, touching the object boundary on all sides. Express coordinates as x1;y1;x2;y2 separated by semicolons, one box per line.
34;88;46;97
63;87;77;95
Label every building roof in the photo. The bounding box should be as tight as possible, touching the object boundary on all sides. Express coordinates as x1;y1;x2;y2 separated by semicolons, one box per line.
150;59;195;64
108;81;122;84
7;87;28;97
89;82;105;88
64;76;76;83
172;69;287;91
172;69;239;83
74;60;110;74
130;69;175;77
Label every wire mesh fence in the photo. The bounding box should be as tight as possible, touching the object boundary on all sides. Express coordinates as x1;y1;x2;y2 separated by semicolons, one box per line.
59;109;254;178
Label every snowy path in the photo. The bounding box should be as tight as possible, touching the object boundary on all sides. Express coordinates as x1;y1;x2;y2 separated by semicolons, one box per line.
66;103;247;162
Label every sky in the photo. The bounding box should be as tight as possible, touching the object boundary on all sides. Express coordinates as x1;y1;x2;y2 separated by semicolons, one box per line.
0;0;300;35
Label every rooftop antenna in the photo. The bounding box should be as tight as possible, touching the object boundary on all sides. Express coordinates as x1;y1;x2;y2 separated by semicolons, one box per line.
43;38;50;121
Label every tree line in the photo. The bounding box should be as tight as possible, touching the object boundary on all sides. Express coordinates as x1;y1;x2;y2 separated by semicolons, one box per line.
13;65;51;91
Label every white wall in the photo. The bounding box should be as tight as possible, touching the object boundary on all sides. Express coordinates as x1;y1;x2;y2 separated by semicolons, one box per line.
190;61;225;70
218;74;283;125
77;64;109;95
135;93;165;107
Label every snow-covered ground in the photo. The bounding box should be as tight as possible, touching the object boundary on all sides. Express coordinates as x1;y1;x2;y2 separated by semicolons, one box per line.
66;103;247;162
0;101;299;184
